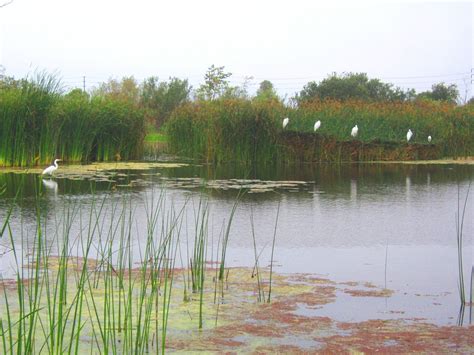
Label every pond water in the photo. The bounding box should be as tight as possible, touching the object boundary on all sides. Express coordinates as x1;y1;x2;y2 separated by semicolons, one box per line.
0;161;473;326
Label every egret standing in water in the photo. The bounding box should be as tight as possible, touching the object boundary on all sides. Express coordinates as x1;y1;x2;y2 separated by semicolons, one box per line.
42;159;62;176
351;124;358;138
314;120;321;131
282;117;289;129
428;135;432;143
407;129;413;142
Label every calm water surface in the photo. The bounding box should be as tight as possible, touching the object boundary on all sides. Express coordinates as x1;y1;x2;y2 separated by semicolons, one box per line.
0;162;472;325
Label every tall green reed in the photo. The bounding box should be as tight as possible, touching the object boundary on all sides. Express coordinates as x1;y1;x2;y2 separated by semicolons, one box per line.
0;74;145;167
0;184;181;353
166;99;284;163
456;182;471;305
250;207;265;302
0;179;285;352
166;98;474;163
218;193;242;281
267;200;281;303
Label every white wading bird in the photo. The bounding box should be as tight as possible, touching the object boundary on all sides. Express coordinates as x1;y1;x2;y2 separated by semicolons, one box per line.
428;135;432;143
351;124;358;138
42;159;62;176
407;129;413;142
314;120;321;131
282;117;289;129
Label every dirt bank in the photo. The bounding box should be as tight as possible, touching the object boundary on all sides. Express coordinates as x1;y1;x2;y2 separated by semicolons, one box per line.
280;131;446;162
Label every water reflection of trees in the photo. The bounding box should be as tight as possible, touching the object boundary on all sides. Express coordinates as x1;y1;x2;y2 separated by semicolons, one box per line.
161;162;473;184
1;163;472;225
158;163;473;201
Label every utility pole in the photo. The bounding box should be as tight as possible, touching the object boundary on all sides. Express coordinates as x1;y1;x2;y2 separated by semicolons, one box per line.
83;76;86;92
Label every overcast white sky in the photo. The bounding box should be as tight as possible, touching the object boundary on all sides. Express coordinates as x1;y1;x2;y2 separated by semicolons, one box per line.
0;0;472;99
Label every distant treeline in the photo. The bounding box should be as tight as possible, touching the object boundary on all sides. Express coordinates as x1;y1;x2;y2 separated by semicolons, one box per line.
83;67;472;134
0;73;144;167
1;67;473;166
100;67;471;127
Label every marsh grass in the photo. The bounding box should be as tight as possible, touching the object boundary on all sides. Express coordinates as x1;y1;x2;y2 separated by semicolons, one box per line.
145;133;168;143
166;99;474;163
0;183;184;353
218;193;242;281
166;99;284;163
0;74;145;167
455;182;471;306
0;180;282;352
267;200;281;303
250;207;265;303
470;267;473;324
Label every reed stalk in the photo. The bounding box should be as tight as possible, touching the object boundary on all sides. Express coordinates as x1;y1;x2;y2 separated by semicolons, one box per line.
166;98;474;163
0;73;145;167
267;200;281;303
456;182;471;305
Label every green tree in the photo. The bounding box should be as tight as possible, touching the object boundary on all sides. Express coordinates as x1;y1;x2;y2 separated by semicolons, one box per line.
140;76;191;126
196;65;232;100
296;72;415;103
94;76;140;104
254;80;280;101
220;76;254;100
65;88;90;100
0;67;23;90
417;82;459;104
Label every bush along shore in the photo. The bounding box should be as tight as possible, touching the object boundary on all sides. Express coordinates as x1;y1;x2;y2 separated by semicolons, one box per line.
166;98;474;163
0;74;145;167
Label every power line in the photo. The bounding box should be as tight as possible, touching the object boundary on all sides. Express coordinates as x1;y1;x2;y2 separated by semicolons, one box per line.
375;72;471;80
58;71;472;97
60;71;471;83
230;71;471;81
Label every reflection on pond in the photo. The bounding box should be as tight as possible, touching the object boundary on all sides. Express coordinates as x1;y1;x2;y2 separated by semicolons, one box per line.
0;161;473;327
41;178;58;196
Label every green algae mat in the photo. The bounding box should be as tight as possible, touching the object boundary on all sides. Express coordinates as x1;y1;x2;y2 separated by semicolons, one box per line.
1;259;472;353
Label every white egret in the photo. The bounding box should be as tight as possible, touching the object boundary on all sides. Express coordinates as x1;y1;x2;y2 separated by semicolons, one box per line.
351;124;358;138
42;159;62;176
428;135;432;143
314;120;321;131
407;129;413;142
282;117;289;129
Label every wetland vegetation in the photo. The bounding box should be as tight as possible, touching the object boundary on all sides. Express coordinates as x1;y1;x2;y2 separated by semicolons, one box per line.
0;74;145;167
166;98;474;163
0;67;473;352
1;69;473;168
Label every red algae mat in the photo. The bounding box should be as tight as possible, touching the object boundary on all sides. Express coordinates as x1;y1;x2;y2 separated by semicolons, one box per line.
1;262;472;353
162;269;473;353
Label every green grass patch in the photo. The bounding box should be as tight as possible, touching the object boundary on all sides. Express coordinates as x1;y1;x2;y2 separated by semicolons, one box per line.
144;132;168;143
